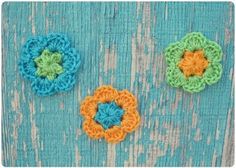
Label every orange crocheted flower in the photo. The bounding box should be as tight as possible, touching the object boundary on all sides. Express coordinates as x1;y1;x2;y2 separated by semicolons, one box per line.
80;85;140;143
178;50;209;77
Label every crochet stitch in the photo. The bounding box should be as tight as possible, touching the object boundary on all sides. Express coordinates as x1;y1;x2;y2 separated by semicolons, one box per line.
94;102;124;130
178;50;208;77
34;50;64;80
165;32;223;93
18;33;81;96
80;85;140;143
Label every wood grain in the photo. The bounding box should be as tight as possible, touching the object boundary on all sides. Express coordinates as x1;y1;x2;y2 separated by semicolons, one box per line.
2;2;234;166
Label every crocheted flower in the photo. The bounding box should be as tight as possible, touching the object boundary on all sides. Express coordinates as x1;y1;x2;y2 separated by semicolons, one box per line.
165;32;223;93
19;33;81;96
80;85;140;143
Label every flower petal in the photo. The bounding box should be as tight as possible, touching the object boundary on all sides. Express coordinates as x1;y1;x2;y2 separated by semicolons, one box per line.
121;109;140;133
115;90;137;110
104;126;127;143
47;73;57;81
46;33;70;52
80;96;98;119
182;76;205;93
31;78;55;96
22;36;47;61
62;48;81;73
18;60;37;80
51;64;64;74
203;40;222;63
165;42;185;64
182;32;207;51
83;119;105;139
51;52;62;63
166;64;186;87
54;73;75;92
203;63;223;85
94;85;119;103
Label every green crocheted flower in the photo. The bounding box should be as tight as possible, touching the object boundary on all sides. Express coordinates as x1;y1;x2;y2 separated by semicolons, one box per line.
165;32;223;93
34;50;64;80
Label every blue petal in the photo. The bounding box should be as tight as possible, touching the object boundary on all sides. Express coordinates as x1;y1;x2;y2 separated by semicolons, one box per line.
95;102;124;130
18;59;37;80
46;33;71;52
22;36;47;61
54;73;76;92
31;78;55;96
62;48;81;73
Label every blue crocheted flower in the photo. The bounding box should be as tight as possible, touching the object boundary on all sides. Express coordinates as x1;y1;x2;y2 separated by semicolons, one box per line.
19;33;81;96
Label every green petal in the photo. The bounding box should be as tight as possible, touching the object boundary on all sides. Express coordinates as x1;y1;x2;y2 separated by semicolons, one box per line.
203;63;222;85
52;64;64;74
34;57;43;66
51;52;62;63
166;64;186;87
42;49;51;57
47;73;56;80
36;68;46;76
182;32;207;51
36;62;45;68
203;40;222;63
182;76;205;93
165;42;185;64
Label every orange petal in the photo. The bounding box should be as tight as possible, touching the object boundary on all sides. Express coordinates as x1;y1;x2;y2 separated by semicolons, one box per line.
115;90;137;111
183;51;193;58
94;85;119;103
80;96;98;119
194;50;204;57
104;126;127;143
121;109;141;133
83;119;105;139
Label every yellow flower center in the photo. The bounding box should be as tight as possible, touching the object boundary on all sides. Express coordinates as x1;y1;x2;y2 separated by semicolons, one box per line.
178;50;209;77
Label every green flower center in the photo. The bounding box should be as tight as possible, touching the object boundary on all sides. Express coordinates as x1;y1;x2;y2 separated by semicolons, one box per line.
34;50;64;80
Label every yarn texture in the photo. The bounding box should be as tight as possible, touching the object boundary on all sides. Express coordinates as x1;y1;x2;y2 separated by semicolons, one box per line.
94;102;124;130
19;33;81;96
34;50;64;80
80;85;140;143
178;50;209;77
165;32;223;93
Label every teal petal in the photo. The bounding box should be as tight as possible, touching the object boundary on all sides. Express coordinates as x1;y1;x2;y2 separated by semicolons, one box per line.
31;78;55;96
54;73;75;91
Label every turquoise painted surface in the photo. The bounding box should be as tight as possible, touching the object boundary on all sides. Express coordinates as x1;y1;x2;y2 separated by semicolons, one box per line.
2;2;234;166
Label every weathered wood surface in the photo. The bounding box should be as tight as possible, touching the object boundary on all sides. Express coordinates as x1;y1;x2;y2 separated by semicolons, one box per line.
2;2;234;167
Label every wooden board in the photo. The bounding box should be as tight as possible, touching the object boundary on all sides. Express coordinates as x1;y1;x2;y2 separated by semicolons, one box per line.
2;2;234;166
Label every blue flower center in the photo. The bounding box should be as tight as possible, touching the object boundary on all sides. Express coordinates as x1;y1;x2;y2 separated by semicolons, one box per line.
94;102;124;130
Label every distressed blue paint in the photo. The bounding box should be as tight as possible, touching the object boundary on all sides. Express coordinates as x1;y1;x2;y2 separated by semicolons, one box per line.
2;2;234;167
